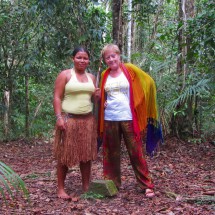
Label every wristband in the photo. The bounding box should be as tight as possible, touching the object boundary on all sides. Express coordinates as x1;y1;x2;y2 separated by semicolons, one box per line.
56;116;63;121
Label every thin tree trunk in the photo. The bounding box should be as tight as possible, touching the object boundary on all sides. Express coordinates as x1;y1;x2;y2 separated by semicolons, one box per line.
112;0;123;50
25;75;30;138
30;99;44;129
127;0;132;61
6;68;13;139
182;0;188;89
3;91;10;137
151;0;164;40
171;0;196;139
177;0;183;75
185;0;196;136
171;0;185;138
194;96;199;133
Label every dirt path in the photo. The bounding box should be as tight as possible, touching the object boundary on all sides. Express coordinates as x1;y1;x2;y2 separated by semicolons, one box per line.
0;137;214;214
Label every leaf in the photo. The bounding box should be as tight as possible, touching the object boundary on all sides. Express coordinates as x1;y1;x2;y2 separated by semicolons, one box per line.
0;161;29;201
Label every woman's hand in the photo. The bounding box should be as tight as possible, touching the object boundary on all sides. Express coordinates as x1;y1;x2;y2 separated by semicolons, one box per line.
104;100;108;108
93;88;101;102
56;117;66;130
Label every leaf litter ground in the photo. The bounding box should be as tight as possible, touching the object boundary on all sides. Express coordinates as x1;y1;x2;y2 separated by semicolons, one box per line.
0;137;214;215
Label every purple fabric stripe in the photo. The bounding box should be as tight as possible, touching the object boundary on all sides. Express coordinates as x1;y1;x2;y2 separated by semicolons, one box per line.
146;118;163;156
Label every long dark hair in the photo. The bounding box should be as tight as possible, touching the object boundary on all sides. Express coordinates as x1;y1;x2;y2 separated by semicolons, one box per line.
72;47;90;58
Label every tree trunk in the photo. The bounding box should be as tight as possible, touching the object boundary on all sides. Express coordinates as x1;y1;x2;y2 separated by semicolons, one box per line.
127;0;132;61
25;75;30;138
151;0;164;40
171;0;196;139
3;91;10;137
185;0;196;135
177;0;183;76
170;0;184;138
112;0;123;50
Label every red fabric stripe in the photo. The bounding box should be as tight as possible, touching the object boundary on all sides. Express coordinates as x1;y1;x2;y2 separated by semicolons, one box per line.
120;63;141;140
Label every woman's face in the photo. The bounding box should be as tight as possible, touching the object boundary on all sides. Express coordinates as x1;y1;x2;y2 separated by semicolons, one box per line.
73;51;90;71
103;49;121;71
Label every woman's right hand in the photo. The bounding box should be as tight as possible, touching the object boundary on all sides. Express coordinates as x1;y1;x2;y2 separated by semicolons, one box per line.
56;117;66;130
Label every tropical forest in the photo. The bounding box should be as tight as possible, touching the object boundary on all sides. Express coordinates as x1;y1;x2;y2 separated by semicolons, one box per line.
0;0;214;214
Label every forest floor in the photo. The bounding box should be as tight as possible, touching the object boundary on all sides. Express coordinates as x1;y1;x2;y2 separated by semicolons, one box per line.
0;136;214;215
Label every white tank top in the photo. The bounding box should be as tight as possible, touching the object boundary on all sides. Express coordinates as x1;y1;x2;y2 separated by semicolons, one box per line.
104;72;132;121
62;68;95;114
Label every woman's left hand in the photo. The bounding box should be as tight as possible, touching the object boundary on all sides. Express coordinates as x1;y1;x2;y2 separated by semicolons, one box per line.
93;88;101;101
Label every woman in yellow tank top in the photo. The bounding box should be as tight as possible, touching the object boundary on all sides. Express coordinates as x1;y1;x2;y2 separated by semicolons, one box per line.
53;47;100;199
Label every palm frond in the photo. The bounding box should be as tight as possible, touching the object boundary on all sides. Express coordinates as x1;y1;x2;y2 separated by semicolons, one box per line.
167;78;210;110
0;187;6;200
0;161;29;201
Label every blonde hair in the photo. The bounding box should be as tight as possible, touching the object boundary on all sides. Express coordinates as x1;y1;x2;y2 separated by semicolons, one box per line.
101;44;121;59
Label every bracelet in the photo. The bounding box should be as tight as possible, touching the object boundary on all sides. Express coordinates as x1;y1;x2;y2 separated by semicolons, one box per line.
55;114;62;118
56;116;63;121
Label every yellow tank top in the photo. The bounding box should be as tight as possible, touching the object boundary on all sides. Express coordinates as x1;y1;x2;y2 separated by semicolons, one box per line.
62;68;95;114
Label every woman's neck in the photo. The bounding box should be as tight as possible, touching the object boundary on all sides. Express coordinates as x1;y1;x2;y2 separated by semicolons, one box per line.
109;67;122;77
74;68;85;75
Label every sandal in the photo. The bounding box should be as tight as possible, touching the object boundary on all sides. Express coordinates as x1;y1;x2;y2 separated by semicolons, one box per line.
145;189;155;198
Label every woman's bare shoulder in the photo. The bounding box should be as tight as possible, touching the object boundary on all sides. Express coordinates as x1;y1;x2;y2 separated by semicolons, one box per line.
55;69;71;83
60;69;71;75
57;69;71;78
87;72;95;79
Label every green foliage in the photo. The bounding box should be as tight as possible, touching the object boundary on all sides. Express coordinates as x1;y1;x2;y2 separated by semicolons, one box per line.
128;0;214;139
167;78;210;110
0;0;111;140
0;0;214;141
0;161;29;202
22;172;51;180
132;0;158;23
81;191;105;199
36;0;109;71
187;0;215;74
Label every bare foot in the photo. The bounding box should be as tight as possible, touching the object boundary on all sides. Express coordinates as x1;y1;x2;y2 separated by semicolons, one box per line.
145;189;155;198
57;189;71;200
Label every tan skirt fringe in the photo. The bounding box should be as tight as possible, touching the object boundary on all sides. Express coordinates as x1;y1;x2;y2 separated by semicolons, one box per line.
53;114;97;167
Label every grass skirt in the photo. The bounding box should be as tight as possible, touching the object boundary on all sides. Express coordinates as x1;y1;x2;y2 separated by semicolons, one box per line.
53;114;97;167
